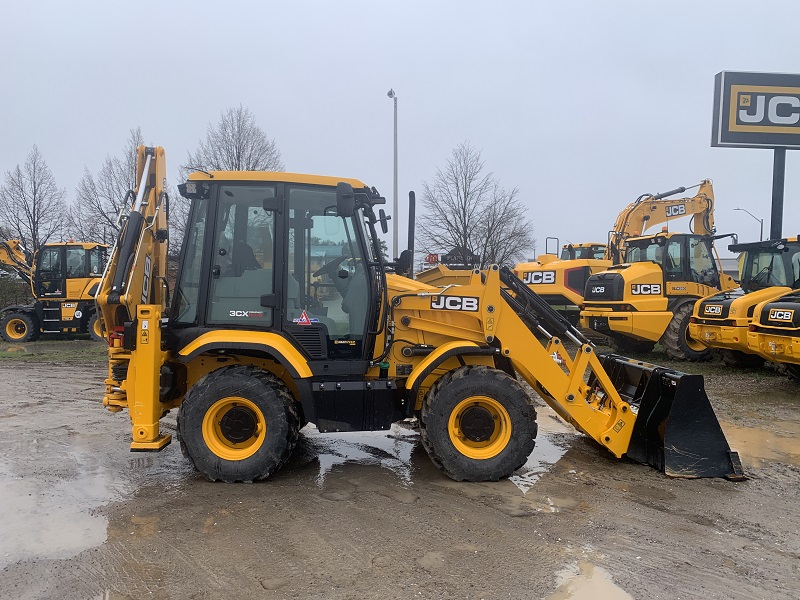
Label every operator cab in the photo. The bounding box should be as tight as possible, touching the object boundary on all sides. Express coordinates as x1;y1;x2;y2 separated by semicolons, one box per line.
36;243;107;297
730;238;800;292
624;233;720;287
559;243;606;260
174;177;383;364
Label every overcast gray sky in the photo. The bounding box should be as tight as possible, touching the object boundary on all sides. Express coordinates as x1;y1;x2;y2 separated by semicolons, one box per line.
1;1;798;258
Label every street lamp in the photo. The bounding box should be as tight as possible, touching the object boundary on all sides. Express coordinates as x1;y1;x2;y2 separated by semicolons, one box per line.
387;88;398;259
734;207;764;241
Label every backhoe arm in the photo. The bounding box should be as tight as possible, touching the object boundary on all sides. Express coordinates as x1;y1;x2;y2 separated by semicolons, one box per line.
0;239;32;285
608;180;716;262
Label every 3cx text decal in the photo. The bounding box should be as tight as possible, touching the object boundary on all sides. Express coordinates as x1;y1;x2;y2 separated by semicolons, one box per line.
631;284;661;295
230;310;265;318
430;296;479;311
523;271;555;284
768;308;794;322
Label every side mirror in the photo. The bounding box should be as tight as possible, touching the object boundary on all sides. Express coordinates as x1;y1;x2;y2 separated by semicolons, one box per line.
378;209;389;234
336;182;355;217
396;249;413;277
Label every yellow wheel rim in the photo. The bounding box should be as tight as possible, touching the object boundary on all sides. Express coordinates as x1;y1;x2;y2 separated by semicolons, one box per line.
684;327;707;352
5;318;28;341
202;396;266;461
92;316;103;339
448;395;512;460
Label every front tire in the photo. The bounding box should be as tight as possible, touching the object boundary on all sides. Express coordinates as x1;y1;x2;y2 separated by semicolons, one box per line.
88;312;104;342
177;365;300;482
420;365;537;482
0;312;39;343
662;303;712;361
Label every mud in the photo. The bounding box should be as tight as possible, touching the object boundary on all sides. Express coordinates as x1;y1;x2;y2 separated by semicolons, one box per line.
1;349;799;600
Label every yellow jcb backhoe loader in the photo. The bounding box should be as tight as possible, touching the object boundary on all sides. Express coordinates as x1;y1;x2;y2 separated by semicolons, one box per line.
96;147;743;483
0;238;107;342
689;237;800;367
514;180;724;326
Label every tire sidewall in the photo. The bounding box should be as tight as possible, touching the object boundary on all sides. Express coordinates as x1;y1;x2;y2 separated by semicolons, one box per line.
178;366;295;482
88;312;104;342
675;303;711;361
0;312;37;343
422;367;536;481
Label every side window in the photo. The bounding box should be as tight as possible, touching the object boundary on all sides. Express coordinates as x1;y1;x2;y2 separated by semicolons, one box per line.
88;247;106;276
665;241;683;278
66;247;86;278
174;197;209;325
207;185;276;326
688;238;718;286
37;247;64;296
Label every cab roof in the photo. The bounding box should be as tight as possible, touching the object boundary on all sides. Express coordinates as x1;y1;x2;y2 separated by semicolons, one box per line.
187;170;367;189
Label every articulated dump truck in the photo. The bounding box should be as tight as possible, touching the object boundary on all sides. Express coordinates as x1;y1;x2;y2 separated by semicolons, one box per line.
95;147;744;483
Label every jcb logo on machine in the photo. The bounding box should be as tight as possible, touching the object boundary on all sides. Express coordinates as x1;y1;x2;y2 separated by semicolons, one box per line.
631;284;661;295
523;270;555;285
430;295;479;311
768;308;794;322
704;304;723;315
141;255;152;304
62;303;77;308
734;89;800;132
665;204;686;217
591;286;605;294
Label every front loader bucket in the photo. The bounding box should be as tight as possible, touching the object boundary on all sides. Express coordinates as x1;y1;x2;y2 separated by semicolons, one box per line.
596;355;746;480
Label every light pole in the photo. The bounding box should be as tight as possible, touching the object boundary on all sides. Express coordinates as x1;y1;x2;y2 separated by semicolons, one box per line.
734;207;764;241
387;88;398;259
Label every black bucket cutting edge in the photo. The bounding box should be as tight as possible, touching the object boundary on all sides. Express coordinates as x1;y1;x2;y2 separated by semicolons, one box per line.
597;355;747;481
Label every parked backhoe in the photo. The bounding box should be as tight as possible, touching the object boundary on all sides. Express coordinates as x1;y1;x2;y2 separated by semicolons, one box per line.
96;147;743;483
0;238;107;342
744;281;800;379
515;181;723;326
689;237;800;366
580;181;738;359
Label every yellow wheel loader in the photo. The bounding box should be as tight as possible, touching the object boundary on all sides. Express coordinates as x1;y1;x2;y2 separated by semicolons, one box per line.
0;238;108;342
96;147;743;483
744;285;800;379
689;237;800;367
515;180;723;326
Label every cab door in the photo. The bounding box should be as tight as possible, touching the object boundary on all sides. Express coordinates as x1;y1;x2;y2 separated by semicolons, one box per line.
36;246;66;298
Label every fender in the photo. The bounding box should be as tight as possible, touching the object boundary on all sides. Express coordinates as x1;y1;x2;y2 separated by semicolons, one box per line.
667;296;701;313
404;340;499;416
0;303;36;315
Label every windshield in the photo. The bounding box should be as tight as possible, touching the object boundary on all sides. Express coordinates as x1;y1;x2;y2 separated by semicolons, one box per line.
625;239;663;264
744;246;800;290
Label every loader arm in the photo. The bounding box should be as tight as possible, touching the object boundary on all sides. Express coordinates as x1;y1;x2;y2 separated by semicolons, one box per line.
0;239;33;285
608;180;716;263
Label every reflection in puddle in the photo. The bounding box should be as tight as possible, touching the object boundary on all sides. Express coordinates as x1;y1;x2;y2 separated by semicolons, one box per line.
548;562;633;600
510;413;578;494
721;420;800;468
301;423;418;485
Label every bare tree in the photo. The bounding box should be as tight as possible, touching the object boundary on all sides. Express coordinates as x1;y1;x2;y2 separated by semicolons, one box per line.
180;105;284;178
0;145;67;253
69;127;144;244
417;142;534;268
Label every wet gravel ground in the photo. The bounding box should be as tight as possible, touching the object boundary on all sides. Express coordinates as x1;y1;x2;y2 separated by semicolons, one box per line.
0;348;799;600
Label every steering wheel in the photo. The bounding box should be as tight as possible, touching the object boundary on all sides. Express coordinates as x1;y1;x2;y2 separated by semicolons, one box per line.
313;255;349;278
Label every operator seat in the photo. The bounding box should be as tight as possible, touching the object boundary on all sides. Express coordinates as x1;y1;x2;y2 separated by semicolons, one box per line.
230;240;260;276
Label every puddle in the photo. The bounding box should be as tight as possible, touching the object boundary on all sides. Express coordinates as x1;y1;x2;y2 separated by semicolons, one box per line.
721;420;800;468
301;423;419;485
510;412;579;494
547;562;633;600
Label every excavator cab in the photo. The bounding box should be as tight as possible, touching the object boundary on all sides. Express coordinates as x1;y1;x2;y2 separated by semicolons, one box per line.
624;233;722;288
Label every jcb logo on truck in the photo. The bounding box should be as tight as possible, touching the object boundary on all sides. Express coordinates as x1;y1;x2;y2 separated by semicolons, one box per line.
704;304;723;315
665;204;686;217
768;308;794;322
430;296;479;312
631;284;661;295
523;271;555;285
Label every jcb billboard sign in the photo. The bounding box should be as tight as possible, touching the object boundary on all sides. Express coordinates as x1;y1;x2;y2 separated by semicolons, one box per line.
712;71;800;149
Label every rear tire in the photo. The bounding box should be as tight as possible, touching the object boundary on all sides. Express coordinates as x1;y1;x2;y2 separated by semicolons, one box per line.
177;365;300;482
662;303;712;361
88;312;104;342
420;365;537;482
0;312;39;343
721;349;764;368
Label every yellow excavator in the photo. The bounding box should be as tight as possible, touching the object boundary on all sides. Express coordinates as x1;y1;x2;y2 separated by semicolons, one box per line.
95;147;743;483
514;181;725;326
689;237;800;366
580;181;738;359
0;238;107;342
